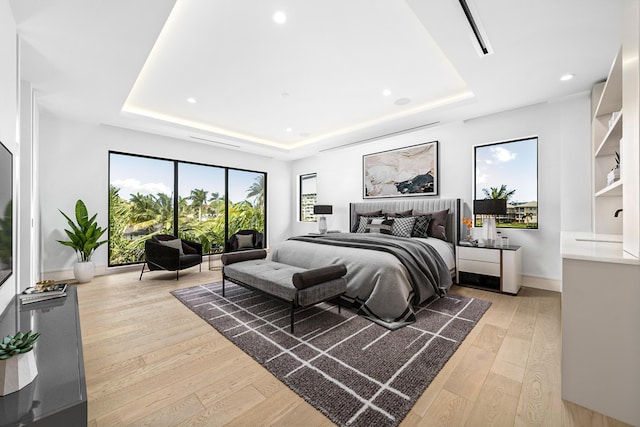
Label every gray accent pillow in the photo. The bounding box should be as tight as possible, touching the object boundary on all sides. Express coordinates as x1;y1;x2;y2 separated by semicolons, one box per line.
384;209;413;218
159;238;184;255
236;234;254;249
411;215;432;238
391;216;416;238
352;210;383;232
365;218;394;235
356;216;385;233
414;209;449;241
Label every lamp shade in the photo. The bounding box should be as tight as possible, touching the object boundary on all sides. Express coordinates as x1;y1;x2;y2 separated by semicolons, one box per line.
313;205;333;215
474;199;507;215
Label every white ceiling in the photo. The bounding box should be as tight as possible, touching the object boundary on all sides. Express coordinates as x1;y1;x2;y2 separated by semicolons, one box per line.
10;0;623;160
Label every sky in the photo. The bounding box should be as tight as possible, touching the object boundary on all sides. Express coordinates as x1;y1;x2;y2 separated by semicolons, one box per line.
109;153;262;204
474;137;537;203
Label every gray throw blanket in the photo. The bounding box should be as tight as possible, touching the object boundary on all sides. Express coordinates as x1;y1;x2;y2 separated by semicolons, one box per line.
290;234;451;299
283;234;452;328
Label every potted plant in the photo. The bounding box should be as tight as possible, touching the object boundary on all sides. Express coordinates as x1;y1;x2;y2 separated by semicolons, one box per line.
0;331;40;396
57;199;107;283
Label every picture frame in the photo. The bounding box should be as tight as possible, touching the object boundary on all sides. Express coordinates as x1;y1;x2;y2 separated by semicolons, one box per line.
363;141;439;198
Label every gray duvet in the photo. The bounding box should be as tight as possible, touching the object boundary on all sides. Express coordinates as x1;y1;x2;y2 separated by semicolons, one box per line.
269;233;452;329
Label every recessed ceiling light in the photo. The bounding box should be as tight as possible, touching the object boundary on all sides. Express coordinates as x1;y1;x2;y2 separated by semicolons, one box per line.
382;89;392;97
187;97;197;104
273;11;287;24
286;127;292;132
560;74;575;81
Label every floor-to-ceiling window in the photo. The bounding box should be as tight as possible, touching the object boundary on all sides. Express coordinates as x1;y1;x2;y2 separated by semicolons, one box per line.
177;162;226;253
227;169;266;237
108;152;267;266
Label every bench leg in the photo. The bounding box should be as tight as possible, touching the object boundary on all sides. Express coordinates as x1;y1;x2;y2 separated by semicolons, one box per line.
290;302;295;333
222;277;226;297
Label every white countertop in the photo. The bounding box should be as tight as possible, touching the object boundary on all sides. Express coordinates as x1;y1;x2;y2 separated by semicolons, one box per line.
561;232;640;265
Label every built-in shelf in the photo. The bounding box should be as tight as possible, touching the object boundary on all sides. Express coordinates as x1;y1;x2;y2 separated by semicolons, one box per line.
592;47;623;236
595;179;623;197
594;110;622;157
593;48;622;118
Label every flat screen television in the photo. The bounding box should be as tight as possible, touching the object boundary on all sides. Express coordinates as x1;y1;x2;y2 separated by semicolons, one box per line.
0;140;12;287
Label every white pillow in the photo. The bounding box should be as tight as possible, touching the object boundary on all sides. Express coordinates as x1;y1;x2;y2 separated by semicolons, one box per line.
159;238;184;255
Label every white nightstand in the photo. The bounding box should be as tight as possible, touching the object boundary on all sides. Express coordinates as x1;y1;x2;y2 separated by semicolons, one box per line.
456;245;522;294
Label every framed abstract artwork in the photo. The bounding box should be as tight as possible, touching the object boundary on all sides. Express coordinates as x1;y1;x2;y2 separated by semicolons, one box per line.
363;141;439;198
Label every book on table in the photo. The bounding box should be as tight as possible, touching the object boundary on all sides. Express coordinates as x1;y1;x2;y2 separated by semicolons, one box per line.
20;283;68;304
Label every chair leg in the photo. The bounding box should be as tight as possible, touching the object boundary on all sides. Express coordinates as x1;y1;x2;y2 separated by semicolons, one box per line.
139;263;146;280
222;277;226;297
176;270;179;280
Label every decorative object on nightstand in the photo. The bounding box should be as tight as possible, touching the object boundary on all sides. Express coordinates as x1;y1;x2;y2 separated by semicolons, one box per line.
313;205;333;234
0;331;40;396
460;217;477;246
474;199;507;246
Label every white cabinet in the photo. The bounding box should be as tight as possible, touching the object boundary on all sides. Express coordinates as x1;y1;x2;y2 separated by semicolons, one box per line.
561;233;640;427
456;245;521;294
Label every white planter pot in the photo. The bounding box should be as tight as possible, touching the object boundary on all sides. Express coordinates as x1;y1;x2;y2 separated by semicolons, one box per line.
73;261;95;283
0;352;38;396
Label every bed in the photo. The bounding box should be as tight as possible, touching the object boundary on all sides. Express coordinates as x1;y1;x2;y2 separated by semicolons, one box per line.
270;198;461;329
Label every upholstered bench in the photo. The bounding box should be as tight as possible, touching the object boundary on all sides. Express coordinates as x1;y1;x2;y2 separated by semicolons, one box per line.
221;249;347;333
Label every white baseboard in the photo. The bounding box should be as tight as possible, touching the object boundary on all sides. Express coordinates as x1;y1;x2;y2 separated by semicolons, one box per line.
39;263;141;282
522;275;562;292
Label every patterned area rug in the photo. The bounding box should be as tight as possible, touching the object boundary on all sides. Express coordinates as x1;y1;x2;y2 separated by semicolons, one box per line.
172;282;491;427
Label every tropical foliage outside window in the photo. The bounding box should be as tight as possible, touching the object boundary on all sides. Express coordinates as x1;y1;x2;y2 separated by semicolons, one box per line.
108;152;266;266
299;173;317;222
474;137;538;229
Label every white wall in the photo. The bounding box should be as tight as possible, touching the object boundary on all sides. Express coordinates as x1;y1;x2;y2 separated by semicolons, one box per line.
0;1;17;312
37;115;292;278
290;96;592;283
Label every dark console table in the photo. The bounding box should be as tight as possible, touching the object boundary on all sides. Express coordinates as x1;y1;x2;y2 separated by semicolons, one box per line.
0;287;87;426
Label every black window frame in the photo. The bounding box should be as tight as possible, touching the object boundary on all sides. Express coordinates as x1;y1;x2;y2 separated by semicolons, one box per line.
473;136;539;229
299;173;317;222
108;150;267;266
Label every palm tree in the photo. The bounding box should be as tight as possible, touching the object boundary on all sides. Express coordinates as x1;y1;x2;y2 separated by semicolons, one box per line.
207;192;225;217
246;175;265;208
189;188;209;221
482;184;516;201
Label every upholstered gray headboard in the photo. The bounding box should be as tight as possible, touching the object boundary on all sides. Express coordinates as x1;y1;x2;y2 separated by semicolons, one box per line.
349;198;461;246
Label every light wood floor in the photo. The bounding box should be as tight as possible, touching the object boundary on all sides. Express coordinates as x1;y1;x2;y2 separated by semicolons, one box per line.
77;268;631;426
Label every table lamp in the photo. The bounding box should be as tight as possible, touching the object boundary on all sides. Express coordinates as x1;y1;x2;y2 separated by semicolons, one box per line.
473;199;507;246
313;205;333;234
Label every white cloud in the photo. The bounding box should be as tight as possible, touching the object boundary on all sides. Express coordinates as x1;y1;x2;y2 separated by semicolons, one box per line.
112;178;171;198
490;146;517;162
476;170;488;184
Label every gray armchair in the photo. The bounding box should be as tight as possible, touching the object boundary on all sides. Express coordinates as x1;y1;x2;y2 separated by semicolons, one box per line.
139;234;203;280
